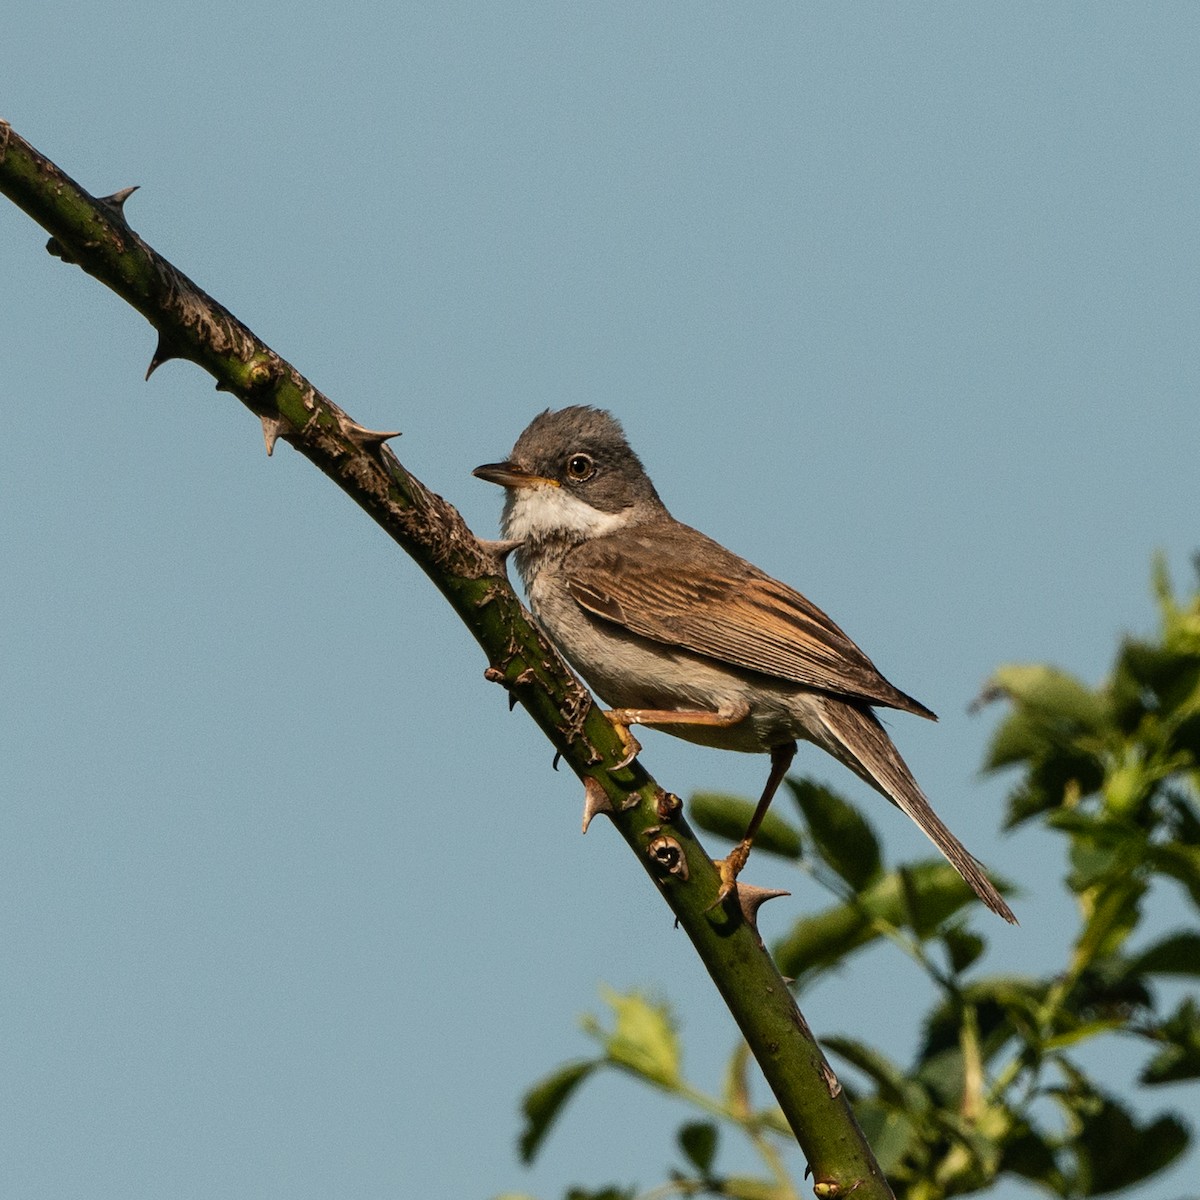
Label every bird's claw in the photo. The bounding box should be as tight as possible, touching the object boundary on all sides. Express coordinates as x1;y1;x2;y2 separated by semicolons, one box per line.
708;841;752;910
610;722;642;771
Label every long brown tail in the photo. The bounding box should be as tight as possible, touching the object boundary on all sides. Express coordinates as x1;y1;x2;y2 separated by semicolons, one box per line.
816;698;1017;924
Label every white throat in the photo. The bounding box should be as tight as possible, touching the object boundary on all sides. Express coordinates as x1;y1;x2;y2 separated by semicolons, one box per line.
501;484;630;543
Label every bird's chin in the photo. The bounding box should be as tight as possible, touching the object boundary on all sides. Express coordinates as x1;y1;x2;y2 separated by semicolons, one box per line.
501;485;629;544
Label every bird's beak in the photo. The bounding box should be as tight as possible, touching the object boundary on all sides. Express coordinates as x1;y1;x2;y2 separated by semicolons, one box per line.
472;461;560;489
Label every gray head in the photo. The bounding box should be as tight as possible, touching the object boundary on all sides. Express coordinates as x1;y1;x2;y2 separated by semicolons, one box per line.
474;406;667;543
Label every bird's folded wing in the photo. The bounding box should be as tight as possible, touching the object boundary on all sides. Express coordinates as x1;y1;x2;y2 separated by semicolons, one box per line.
564;523;935;719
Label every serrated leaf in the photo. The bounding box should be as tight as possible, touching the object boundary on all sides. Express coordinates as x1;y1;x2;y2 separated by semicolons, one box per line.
689;792;803;860
787;778;883;888
677;1121;718;1174
517;1059;598;1163
593;988;681;1089
1127;930;1200;977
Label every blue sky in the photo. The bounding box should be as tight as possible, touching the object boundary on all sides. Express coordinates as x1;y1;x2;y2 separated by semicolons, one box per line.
3;5;1198;1198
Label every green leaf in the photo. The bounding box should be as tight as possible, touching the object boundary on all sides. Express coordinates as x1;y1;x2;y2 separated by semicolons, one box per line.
899;863;969;939
720;1176;793;1200
1142;996;1200;1085
920;976;1047;1061
988;664;1107;732
1165;791;1200;845
689;792;803;860
677;1121;718;1174
1071;1096;1189;1195
517;1059;598;1163
722;1041;751;1117
587;988;681;1089
942;925;986;974
1073;878;1146;964
853;1098;921;1174
821;1036;926;1111
786;778;883;889
985;708;1051;771
773;861;984;984
1127;930;1200;977
913;1043;965;1107
999;1125;1066;1193
1147;841;1200;907
772;900;879;987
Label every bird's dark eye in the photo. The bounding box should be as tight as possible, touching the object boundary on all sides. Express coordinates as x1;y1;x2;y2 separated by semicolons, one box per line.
565;453;595;482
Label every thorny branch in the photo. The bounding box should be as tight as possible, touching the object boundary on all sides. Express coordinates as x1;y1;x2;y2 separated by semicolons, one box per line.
0;119;894;1200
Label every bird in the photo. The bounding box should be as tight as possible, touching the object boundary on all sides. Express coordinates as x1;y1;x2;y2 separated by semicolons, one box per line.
474;406;1015;923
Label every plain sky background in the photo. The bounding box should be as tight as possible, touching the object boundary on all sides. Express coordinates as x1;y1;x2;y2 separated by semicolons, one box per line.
3;5;1198;1198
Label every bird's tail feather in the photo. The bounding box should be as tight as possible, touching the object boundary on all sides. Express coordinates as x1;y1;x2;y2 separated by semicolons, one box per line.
817;699;1017;924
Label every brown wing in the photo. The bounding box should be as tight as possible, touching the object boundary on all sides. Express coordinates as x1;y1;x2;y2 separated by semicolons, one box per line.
564;520;936;719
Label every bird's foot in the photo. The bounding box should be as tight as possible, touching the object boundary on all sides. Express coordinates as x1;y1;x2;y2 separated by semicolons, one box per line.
606;717;642;771
710;839;752;907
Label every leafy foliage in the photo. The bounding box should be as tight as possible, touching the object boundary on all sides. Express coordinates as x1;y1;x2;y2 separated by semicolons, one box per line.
502;560;1200;1200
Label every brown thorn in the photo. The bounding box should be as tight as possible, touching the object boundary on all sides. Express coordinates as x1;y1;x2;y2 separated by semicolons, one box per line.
260;414;289;456
345;422;402;450
100;185;139;216
477;538;524;559
145;334;183;380
736;883;791;930
581;777;614;833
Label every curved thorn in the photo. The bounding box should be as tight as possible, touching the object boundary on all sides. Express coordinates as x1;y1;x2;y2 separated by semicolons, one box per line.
345;422;402;450
100;185;139;215
736;883;791;929
260;414;288;456
581;777;614;833
145;334;182;380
